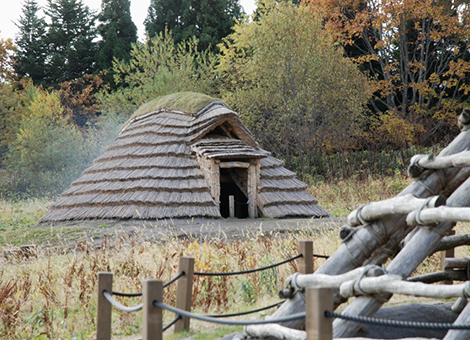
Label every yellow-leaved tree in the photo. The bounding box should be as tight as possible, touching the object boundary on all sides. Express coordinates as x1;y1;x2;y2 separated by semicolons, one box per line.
4;88;86;196
218;0;371;177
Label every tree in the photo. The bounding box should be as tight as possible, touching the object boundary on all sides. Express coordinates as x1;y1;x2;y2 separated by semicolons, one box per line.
13;0;48;85
45;0;97;87
218;1;371;175
3;88;86;196
144;0;243;52
307;0;470;147
96;0;137;86
0;32;16;83
99;30;219;116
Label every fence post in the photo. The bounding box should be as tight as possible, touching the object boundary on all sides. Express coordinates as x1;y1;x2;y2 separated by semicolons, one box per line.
97;272;113;340
298;240;314;274
306;287;333;340
441;229;456;285
143;279;163;340
175;256;195;333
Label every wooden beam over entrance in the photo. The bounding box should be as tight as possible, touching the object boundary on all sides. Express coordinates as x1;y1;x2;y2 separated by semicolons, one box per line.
220;161;250;168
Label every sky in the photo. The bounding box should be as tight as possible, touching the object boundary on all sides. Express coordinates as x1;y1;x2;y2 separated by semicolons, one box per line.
1;0;257;41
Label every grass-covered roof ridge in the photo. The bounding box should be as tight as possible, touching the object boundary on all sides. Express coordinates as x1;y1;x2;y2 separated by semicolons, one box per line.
130;92;227;120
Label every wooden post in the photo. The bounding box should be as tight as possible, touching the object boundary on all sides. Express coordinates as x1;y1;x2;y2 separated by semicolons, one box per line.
441;230;456;285
298;241;314;274
209;159;220;209
143;279;162;340
229;195;235;218
175;257;194;333
306;287;333;340
247;159;260;219
97;272;113;340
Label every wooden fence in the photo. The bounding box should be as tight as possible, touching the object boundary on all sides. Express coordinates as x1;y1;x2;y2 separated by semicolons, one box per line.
96;240;316;340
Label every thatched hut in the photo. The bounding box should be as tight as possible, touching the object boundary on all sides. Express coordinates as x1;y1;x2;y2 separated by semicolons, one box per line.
40;92;328;222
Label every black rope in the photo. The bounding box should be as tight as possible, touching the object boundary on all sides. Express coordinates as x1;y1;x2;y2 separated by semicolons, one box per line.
113;291;142;297
112;271;185;297
163;271;185;288
103;291;143;312
325;311;470;329
154;301;305;325
209;301;284;318
313;254;329;259
163;315;182;332
194;254;302;276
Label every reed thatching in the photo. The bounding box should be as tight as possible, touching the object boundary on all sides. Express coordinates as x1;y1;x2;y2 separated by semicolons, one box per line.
40;92;328;222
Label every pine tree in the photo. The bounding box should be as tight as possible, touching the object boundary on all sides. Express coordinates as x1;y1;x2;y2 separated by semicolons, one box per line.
145;0;242;52
13;0;48;84
45;0;97;86
144;0;183;43
96;0;137;85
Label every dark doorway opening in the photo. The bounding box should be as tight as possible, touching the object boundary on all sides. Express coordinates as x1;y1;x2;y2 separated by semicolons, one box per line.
219;168;248;218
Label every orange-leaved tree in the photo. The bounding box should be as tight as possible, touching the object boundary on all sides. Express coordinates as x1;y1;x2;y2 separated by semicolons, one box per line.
306;0;470;147
0;32;16;83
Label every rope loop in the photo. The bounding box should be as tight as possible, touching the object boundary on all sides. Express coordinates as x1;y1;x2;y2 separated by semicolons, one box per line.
415;197;433;226
356;204;368;226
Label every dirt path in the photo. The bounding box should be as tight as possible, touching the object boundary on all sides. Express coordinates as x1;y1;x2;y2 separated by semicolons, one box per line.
32;216;344;249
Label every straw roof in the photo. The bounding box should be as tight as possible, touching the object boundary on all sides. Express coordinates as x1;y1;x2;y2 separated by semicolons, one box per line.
40;92;328;222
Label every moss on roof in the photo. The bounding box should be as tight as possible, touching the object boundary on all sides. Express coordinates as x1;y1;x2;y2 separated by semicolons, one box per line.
130;92;226;120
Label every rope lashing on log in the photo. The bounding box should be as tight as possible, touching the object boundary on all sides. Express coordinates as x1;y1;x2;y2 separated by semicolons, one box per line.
153;301;306;325
325;311;470;329
282;265;386;298
346;194;446;227
407;206;470;227
342;265;388;299
408;150;470;179
339;275;470;300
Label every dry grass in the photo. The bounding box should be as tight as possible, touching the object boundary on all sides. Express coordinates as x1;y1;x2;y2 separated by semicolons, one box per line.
310;175;412;217
0;227;336;339
0;198;53;230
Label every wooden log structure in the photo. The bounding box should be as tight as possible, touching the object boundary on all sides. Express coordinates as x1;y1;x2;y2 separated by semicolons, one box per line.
263;112;470;332
443;258;470;271
347;195;446;227
338;274;470;299
408;149;470;178
435;233;470;252
407;206;470;226
333;172;470;337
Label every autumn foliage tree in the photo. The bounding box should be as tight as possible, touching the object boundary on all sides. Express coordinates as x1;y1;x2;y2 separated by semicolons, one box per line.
307;0;470;147
219;1;370;176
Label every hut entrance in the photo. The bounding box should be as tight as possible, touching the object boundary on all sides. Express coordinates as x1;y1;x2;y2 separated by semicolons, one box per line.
219;168;249;218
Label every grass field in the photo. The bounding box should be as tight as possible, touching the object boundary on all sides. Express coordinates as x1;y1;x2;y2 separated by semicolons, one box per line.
1;175;467;339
